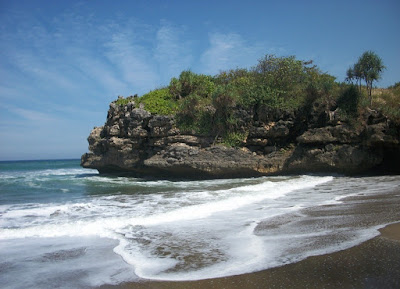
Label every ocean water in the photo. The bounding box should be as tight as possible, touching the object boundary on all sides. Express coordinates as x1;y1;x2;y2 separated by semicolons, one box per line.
1;159;400;288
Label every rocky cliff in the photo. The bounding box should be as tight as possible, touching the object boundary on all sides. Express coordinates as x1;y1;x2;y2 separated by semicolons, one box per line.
81;98;400;178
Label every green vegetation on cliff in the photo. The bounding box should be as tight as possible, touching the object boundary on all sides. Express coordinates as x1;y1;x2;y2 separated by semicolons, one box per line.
116;52;399;144
346;51;386;104
373;82;400;123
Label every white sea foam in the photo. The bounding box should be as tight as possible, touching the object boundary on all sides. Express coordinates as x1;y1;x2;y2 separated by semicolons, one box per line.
1;172;400;285
0;176;332;239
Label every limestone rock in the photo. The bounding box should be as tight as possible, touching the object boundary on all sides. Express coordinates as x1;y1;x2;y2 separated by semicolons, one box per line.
297;125;360;144
81;99;400;177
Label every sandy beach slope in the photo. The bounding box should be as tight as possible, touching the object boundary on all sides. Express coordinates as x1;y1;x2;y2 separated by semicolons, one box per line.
98;190;400;289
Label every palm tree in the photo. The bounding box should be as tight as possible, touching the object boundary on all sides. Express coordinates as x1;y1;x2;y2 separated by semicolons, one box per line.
345;67;354;84
357;51;385;105
353;62;363;93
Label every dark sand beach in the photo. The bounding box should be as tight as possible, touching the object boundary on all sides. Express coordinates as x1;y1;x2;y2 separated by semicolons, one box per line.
99;190;400;289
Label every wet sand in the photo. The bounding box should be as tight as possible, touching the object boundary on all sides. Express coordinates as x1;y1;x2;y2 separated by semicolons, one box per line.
99;191;400;289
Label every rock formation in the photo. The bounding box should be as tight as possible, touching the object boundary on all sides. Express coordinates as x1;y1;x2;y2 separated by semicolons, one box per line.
81;98;400;178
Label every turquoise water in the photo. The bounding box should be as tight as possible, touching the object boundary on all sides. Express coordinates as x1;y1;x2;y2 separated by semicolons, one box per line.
0;159;94;204
1;159;400;288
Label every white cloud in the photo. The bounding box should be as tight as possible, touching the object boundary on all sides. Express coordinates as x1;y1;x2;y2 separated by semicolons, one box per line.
73;54;129;96
103;26;159;95
0;5;281;160
200;32;267;75
8;107;55;122
154;21;193;81
12;52;81;93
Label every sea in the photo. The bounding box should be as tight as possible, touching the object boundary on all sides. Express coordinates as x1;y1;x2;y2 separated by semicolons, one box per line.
1;159;400;288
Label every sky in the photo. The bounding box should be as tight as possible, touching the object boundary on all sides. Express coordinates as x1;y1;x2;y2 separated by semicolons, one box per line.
0;0;399;161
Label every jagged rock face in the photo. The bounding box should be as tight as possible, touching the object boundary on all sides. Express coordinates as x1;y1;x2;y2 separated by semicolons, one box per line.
81;100;400;178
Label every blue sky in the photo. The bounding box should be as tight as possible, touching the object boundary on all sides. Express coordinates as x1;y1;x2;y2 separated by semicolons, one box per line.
0;0;399;161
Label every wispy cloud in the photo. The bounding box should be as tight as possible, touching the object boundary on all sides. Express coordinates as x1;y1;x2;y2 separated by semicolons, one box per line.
73;55;128;96
0;4;278;160
7;107;55;122
154;21;193;82
104;29;158;94
200;32;266;74
0;7;276;115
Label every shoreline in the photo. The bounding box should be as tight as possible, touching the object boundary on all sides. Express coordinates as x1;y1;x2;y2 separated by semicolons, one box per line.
99;224;400;289
379;222;400;241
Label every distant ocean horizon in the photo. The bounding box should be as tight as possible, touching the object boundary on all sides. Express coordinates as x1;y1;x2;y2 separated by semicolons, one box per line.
1;159;400;288
0;158;81;163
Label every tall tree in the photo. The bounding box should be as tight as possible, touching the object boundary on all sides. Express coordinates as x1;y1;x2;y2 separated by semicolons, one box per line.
345;66;355;84
353;62;363;92
357;51;385;105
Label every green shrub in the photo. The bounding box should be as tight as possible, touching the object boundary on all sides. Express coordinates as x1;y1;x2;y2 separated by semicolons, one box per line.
214;68;251;85
222;131;247;147
211;85;240;134
252;55;308;95
115;96;135;106
176;110;215;135
169;70;216;99
138;88;177;115
213;55;333;111
305;72;337;102
375;88;400;123
177;94;202;123
388;82;400;89
336;85;361;116
115;54;397;137
176;94;214;135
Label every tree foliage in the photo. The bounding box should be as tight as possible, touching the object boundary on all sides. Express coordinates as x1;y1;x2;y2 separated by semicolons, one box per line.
346;51;385;105
359;51;385;98
336;85;361;116
118;52;394;145
253;55;307;94
167;55;340;142
169;70;215;99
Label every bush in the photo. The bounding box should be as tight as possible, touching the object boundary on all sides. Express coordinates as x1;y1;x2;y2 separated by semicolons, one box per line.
253;55;307;94
211;85;240;134
176;94;214;135
115;96;135;106
115;54;372;137
169;70;216;99
222;131;247;147
336;85;361;116
375;85;400;123
214;68;251;85
176;84;242;137
138;88;177;115
388;82;400;89
214;55;334;111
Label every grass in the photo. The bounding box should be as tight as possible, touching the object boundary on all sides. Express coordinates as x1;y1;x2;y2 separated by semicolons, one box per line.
372;85;400;123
